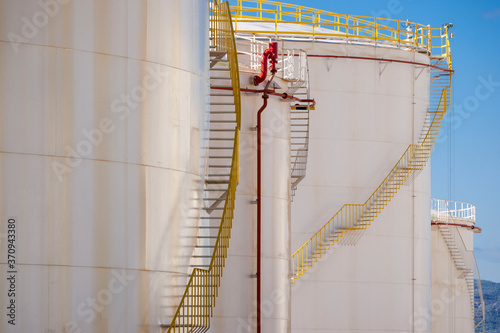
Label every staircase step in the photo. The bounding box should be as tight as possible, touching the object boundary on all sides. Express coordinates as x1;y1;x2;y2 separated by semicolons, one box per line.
207;147;234;151
210;50;226;56
210;85;233;89
206;138;236;141
210;93;234;97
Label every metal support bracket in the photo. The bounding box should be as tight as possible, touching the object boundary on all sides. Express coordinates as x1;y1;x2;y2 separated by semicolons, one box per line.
379;61;389;77
415;66;426;81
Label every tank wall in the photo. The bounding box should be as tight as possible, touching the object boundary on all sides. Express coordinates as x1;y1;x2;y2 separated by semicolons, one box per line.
0;1;208;332
286;41;432;332
431;225;475;332
211;73;291;333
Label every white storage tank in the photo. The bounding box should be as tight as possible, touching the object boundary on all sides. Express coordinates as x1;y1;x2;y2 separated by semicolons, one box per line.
228;1;447;331
431;199;484;333
0;1;208;332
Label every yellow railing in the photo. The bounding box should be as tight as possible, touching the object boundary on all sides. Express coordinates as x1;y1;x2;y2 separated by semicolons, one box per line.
291;89;448;283
230;0;453;58
166;1;241;331
212;1;242;127
430;25;453;68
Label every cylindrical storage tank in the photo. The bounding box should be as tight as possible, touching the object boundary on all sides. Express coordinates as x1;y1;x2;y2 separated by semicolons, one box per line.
285;42;432;332
431;199;478;333
211;72;291;333
0;1;208;332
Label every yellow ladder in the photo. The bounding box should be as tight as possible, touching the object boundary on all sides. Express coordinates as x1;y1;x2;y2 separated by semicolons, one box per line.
164;1;241;331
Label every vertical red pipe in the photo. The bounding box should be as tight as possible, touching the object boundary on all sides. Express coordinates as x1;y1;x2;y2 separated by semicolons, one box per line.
256;94;268;333
256;41;278;333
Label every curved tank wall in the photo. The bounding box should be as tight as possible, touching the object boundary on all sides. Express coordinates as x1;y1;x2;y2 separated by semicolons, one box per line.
284;41;433;332
211;73;291;333
431;224;476;332
0;1;208;332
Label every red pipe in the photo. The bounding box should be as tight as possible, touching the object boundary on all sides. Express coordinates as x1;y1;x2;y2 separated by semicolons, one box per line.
256;43;278;333
431;221;482;232
256;93;268;333
274;92;316;108
211;86;317;107
253;42;278;85
307;54;454;73
212;48;314;332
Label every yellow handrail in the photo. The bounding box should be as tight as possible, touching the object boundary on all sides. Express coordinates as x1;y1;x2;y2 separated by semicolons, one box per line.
291;88;448;283
166;1;241;331
231;0;453;57
212;1;242;127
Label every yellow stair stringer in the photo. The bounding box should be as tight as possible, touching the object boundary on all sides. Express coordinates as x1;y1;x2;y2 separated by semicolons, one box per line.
291;88;448;283
165;1;241;332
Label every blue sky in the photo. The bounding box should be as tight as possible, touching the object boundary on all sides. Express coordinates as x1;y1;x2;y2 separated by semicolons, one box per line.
231;0;500;282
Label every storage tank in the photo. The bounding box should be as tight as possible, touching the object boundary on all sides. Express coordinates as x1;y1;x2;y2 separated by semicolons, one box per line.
0;1;208;332
431;199;485;333
225;1;452;332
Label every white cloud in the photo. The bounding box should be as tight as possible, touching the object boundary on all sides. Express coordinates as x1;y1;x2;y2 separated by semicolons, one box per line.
484;8;500;19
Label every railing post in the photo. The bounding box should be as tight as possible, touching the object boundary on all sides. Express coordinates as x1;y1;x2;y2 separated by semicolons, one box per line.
345;15;349;38
396;20;400;46
275;10;278;35
312;13;315;37
428;25;432;55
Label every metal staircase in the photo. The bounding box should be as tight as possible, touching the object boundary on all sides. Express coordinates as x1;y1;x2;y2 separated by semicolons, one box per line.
291;88;448;283
437;224;475;309
164;1;241;332
286;50;312;199
188;51;238;271
404;27;452;186
289;103;310;199
431;199;485;333
438;224;483;331
473;259;486;333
